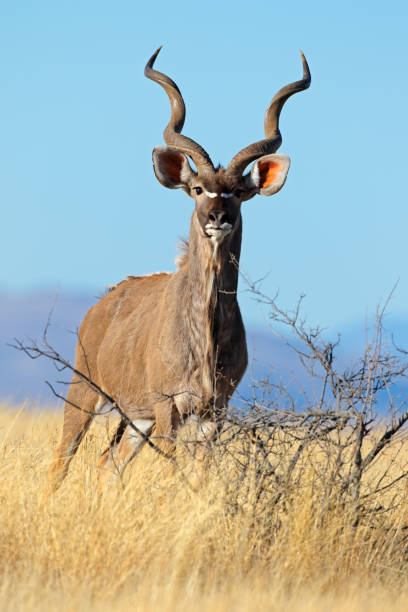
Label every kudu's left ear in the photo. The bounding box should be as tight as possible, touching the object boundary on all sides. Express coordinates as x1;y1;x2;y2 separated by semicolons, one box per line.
244;154;291;197
152;146;196;190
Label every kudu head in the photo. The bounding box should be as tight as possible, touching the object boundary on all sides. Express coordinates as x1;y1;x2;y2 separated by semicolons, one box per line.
145;47;310;246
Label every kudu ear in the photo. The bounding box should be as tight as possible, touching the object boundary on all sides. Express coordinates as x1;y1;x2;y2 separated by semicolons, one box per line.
152;146;196;190
244;154;291;197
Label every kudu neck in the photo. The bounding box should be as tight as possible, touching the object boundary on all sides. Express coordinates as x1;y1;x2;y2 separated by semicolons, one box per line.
187;211;242;294
183;211;242;401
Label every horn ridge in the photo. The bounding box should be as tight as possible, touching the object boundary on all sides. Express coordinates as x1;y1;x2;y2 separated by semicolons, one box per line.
227;52;311;178
145;47;214;173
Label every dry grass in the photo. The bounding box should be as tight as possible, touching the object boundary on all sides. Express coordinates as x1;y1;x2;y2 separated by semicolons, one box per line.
1;403;408;611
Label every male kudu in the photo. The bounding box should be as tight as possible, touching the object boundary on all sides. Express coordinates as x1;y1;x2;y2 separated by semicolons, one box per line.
49;47;310;488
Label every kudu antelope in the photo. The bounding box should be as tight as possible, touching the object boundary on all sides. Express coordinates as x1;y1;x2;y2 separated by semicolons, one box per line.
49;47;310;488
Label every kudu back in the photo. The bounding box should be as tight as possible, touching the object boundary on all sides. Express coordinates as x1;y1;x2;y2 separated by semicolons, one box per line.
49;47;310;488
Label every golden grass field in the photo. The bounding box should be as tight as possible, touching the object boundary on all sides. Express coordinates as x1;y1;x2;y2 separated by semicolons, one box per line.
1;403;408;611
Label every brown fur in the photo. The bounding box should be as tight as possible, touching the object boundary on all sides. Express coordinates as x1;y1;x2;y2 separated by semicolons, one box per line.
49;45;308;488
49;196;248;488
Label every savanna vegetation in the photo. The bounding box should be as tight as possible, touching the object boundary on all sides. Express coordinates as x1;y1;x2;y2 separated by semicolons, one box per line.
3;293;408;611
1;406;408;610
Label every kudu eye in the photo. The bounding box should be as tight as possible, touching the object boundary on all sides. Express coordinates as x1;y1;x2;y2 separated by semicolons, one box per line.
235;189;243;198
193;186;203;195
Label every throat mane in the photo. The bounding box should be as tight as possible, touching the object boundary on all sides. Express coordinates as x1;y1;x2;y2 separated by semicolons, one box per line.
182;213;241;401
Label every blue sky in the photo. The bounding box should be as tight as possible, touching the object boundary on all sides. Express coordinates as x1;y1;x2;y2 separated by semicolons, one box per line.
1;0;407;332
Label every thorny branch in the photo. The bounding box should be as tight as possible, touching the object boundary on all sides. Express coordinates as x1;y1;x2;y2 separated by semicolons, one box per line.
11;280;408;525
10;334;178;464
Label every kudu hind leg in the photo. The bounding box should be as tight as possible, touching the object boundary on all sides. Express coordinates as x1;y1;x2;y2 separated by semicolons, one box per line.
48;388;103;491
98;419;155;486
98;402;180;486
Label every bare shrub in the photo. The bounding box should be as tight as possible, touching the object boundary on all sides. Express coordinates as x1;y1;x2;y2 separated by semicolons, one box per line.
12;283;408;540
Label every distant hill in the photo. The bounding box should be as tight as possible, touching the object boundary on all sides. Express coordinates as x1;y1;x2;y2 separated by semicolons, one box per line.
1;290;408;411
0;290;97;405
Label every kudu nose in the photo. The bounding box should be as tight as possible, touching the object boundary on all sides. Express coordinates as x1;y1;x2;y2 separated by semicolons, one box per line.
208;211;228;227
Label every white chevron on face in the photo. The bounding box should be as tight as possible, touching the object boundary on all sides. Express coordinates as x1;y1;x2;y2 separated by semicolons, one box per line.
204;190;233;199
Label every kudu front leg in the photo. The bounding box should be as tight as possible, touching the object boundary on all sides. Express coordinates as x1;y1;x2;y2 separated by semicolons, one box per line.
154;400;181;456
176;415;221;491
183;414;220;458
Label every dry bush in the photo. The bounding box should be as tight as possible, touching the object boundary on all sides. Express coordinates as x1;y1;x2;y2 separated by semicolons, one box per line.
1;405;408;611
5;289;408;610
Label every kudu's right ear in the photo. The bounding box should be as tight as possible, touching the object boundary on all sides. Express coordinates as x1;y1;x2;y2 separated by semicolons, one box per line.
152;146;196;190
